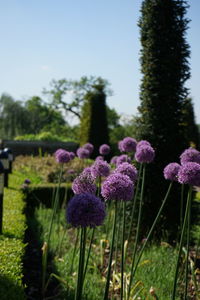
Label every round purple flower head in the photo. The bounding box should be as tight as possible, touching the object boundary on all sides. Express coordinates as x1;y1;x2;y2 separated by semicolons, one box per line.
67;193;106;228
82;167;92;176
110;156;118;165
118;140;125;153
91;160;110;178
163;163;181;182
72;172;97;195
116;154;131;166
136;140;151;151
95;156;104;161
83;143;94;155
69;152;75;160
178;162;200;186
115;162;138;183
24;178;31;185
180;148;200;165
77;147;90;159
99;144;110;155
122;137;137;153
135;145;155;163
55;149;70;163
101;173;134;201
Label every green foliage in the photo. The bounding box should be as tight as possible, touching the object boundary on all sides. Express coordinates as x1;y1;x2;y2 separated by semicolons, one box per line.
136;0;190;237
80;81;109;157
0;176;27;299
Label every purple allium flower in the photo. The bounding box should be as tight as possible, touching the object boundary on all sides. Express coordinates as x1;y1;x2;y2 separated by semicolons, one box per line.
121;137;137;153
136;140;151;150
72;172;97;195
24;178;31;184
180;148;200;165
77;147;90;159
114;162;138;183
91;160;110;178
101;173;134;201
95;156;104;161
69;152;75;160
116;154;131;166
55;149;70;163
178;162;200;186
118;140;125;152
99;144;110;155
82;167;92;176
163;163;181;181
135;145;155;163
67;193;106;228
110;156;118;165
83;143;94;155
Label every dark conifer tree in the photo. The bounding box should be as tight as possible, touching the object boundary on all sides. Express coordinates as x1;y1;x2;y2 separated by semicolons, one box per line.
80;81;109;157
136;0;191;238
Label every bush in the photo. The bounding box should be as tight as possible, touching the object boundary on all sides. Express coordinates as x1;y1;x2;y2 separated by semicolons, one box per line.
0;177;26;299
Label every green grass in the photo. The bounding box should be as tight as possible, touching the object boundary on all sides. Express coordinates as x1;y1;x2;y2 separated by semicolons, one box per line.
32;204;181;300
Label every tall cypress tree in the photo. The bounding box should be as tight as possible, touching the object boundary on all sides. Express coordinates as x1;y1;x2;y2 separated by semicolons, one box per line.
80;81;109;157
136;0;190;238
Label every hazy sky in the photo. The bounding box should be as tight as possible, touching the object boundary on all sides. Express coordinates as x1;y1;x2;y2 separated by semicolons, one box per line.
0;0;199;122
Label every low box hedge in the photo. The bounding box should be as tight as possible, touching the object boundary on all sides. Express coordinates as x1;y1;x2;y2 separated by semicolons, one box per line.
0;179;26;300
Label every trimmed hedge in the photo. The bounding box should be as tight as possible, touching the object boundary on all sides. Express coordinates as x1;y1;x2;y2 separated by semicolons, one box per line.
23;183;73;210
0;176;26;300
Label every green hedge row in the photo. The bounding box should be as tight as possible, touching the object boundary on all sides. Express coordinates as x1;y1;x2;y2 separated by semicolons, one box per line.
0;175;27;300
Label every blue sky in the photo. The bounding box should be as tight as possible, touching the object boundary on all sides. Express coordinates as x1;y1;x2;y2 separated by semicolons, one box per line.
0;0;199;122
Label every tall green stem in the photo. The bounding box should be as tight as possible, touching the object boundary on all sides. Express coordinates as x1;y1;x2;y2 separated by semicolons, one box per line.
184;186;192;299
129;181;173;290
127;164;142;242
42;164;63;293
104;201;118;300
172;186;192;300
120;201;126;300
127;163;145;300
180;184;184;231
83;227;95;283
75;227;87;300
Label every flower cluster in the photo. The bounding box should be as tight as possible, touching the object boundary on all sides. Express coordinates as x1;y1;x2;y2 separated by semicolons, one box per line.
116;154;131;166
99;144;110;155
91;160;110;178
180;148;200;165
67;193;106;227
72;172;97;195
114;162;138;183
163;163;181;182
83;143;94;155
135;145;155;163
54;149;71;163
101;173;134;201
178;162;200;186
120;137;137;153
77;147;90;159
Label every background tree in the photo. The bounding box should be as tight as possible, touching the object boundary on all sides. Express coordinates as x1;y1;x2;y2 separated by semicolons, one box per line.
0;94;28;139
80;79;109;157
182;97;200;148
136;0;190;238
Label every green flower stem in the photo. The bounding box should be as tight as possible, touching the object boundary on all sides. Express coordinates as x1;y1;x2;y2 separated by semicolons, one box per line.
120;201;126;300
75;227;87;300
104;201;118;300
127;163;145;300
184;186;192;299
114;202;122;275
42;164;63;293
127;163;142;243
172;186;192;300
69;228;80;274
180;184;185;231
83;227;95;283
129;181;173;289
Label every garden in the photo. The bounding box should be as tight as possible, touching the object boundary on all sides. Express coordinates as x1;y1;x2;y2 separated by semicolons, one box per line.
1;139;200;300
